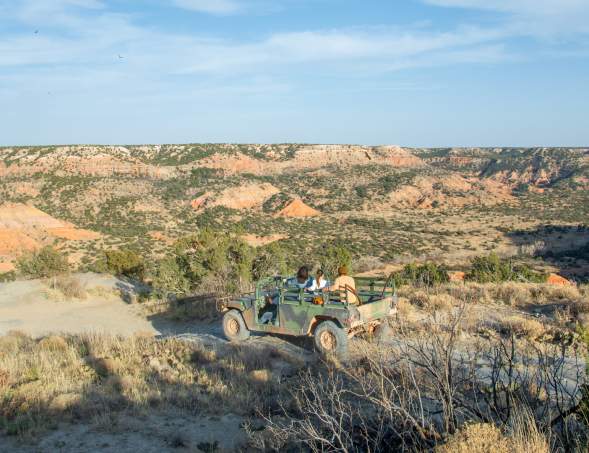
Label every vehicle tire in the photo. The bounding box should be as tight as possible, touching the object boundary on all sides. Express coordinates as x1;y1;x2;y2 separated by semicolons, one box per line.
222;310;251;342
314;321;348;358
372;321;391;344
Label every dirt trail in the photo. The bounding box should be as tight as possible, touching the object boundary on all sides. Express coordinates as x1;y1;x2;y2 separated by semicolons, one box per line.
0;274;157;337
0;414;247;453
0;275;308;453
0;274;312;360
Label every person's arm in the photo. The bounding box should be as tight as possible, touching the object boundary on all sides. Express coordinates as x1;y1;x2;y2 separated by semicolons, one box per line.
324;276;341;292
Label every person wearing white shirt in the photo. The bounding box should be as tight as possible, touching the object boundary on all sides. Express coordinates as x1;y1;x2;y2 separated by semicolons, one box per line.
308;269;327;292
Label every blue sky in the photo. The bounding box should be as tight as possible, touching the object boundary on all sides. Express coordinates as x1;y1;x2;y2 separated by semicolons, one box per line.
0;0;588;146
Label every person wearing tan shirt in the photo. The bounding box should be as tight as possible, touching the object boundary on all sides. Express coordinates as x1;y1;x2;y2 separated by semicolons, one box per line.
324;265;358;305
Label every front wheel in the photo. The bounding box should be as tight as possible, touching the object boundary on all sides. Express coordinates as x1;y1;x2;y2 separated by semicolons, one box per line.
222;310;251;342
314;321;348;359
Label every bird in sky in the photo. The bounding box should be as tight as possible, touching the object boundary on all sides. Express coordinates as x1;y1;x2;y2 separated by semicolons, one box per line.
118;54;124;59
34;30;39;34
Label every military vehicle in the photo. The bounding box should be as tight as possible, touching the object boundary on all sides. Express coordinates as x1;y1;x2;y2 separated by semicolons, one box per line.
217;275;398;357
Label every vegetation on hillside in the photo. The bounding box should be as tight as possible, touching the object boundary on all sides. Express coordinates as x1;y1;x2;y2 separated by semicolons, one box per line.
16;246;69;279
466;253;547;283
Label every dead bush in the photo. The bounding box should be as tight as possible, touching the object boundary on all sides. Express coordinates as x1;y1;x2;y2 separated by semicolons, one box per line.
436;416;549;453
52;276;87;300
38;336;69;352
492;283;532;307
409;291;430;309
258;303;581;451
500;317;546;340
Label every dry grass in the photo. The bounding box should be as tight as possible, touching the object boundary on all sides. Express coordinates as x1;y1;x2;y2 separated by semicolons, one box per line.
256;315;571;452
43;276;88;301
86;286;118;300
407;291;453;312
499;316;546;340
436;417;549;453
54;276;87;299
1;279;584;449
434;282;587;308
0;332;304;439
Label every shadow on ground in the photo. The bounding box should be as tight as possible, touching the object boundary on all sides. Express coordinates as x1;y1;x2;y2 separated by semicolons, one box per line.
507;224;589;281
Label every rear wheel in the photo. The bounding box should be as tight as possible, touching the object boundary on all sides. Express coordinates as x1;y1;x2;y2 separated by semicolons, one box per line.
222;310;250;342
314;321;348;358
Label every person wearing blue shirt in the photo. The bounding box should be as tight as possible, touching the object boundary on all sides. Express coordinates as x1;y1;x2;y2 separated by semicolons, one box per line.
287;266;312;289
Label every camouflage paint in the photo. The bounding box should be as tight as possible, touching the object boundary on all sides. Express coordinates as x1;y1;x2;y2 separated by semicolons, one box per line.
219;275;398;337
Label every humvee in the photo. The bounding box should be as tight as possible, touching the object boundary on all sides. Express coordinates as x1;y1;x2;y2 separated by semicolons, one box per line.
217;275;398;357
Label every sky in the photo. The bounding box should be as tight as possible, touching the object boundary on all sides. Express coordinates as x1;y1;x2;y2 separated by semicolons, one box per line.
0;0;588;146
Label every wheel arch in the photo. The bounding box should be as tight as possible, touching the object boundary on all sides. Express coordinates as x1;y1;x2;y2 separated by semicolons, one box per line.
307;316;344;335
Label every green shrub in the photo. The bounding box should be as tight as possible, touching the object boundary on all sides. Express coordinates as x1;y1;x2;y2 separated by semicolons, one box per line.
320;245;352;280
16;246;69;279
355;186;368;198
151;256;190;297
395;262;450;287
0;271;16;283
252;242;289;280
466;253;547;283
174;229;254;294
103;249;145;279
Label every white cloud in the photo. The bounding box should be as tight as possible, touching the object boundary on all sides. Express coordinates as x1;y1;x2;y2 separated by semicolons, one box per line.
172;0;242;14
423;0;589;35
173;26;509;75
424;0;586;15
0;0;510;75
0;0;582;108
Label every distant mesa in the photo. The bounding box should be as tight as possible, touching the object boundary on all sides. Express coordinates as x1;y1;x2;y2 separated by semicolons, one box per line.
276;198;321;218
194;144;422;176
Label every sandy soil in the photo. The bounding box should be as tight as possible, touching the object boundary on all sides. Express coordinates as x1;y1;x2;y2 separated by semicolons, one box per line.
0;273;290;453
0;274;157;338
0;414;248;453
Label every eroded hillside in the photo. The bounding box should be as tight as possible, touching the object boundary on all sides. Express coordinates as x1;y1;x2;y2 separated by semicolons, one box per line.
1;145;588;278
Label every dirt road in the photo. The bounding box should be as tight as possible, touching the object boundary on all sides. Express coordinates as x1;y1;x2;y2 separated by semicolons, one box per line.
0;274;158;337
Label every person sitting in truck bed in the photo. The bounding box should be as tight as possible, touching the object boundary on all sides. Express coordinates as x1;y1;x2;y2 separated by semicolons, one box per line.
286;266;312;291
324;265;358;305
308;269;327;292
